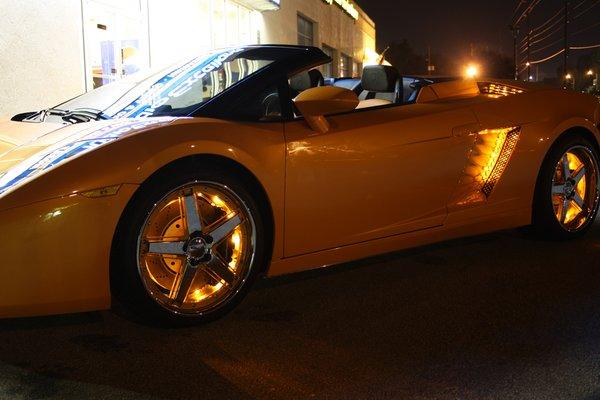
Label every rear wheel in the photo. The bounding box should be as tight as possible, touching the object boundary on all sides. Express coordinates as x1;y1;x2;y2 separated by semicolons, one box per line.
111;164;266;325
532;136;600;240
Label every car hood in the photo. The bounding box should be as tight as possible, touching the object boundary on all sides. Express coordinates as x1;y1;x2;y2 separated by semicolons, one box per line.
0;117;175;197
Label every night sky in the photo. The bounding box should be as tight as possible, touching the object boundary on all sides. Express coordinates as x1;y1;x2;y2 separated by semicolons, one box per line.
358;0;515;56
358;0;599;79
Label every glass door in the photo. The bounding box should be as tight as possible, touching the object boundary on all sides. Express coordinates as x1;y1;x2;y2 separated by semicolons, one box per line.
83;0;149;90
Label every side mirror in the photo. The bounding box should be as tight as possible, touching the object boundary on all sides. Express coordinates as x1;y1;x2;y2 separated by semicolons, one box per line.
293;86;359;133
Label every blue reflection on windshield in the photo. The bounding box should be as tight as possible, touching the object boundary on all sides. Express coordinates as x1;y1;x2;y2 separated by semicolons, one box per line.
110;48;245;119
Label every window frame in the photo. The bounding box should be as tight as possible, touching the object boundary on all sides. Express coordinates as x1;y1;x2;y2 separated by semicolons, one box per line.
297;14;315;46
321;44;336;77
339;53;352;78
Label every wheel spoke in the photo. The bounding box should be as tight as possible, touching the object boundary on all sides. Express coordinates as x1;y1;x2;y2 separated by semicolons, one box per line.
182;190;202;234
572;166;586;185
204;254;235;285
170;261;199;304
147;241;186;255
207;214;242;244
552;184;565;195
560;198;570;223
573;191;585;208
562;155;571;181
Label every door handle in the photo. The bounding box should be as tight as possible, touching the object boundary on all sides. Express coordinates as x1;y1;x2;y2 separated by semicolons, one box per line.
452;123;481;137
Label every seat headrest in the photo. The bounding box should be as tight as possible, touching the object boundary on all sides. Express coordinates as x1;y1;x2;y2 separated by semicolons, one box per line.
361;65;400;93
290;69;325;92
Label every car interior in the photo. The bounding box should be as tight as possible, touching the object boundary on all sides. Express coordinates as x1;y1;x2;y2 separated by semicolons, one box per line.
254;63;435;121
285;63;431;118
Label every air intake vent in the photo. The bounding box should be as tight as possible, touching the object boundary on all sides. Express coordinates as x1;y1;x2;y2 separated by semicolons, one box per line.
479;83;524;98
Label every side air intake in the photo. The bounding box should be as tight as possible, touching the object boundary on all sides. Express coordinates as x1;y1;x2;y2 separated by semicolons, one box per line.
478;82;524;98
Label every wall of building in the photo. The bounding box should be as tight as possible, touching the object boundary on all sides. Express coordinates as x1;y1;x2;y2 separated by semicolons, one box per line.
262;0;376;75
0;0;86;118
0;0;375;119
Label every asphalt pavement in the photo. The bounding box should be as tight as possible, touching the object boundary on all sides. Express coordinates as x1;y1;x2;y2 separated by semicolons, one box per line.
1;221;599;400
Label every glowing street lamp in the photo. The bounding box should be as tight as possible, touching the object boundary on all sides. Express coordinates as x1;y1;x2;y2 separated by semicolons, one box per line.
565;73;572;80
587;69;594;76
465;64;479;79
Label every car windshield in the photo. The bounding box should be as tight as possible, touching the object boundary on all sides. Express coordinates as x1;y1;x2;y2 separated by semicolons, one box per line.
51;47;275;121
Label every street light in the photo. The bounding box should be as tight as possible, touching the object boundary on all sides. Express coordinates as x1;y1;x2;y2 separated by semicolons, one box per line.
465;64;479;79
586;69;598;91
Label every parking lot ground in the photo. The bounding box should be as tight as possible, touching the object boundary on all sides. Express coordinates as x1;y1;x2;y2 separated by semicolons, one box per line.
0;222;599;399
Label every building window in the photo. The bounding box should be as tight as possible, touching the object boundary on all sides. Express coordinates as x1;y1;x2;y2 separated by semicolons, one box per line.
297;14;314;46
353;60;362;77
83;0;149;89
340;53;351;77
322;44;335;77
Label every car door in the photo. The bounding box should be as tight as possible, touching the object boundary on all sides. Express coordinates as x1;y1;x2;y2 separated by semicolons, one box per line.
283;103;478;257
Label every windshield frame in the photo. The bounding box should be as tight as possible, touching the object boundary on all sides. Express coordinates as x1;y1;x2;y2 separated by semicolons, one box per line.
20;46;331;124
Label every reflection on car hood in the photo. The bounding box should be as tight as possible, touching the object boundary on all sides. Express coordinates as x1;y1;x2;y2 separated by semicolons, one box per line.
0;118;175;197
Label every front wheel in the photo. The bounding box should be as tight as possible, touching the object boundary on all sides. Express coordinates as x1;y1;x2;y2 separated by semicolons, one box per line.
111;163;267;325
532;135;600;240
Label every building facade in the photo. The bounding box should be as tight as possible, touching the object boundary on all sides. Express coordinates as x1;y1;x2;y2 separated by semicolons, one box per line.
0;0;376;118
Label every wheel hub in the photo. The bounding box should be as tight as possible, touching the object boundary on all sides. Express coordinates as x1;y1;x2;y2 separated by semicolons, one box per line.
186;236;209;258
564;180;575;197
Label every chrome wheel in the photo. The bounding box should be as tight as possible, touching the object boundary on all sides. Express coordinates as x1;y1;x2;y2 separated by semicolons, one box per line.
551;146;600;232
136;182;256;315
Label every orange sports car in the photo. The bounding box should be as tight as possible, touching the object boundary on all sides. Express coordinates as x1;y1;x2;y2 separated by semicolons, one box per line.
1;45;599;324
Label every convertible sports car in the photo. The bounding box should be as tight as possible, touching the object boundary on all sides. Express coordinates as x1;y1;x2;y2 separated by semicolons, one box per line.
1;45;599;324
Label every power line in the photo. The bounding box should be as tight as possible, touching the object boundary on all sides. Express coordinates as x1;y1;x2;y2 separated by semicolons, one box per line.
513;0;544;27
529;24;564;46
530;36;564;54
571;20;600;36
529;48;565;64
570;43;600;49
529;15;564;40
573;0;592;10
526;43;600;64
512;0;530;24
519;19;563;49
510;0;600;80
512;0;528;17
530;6;564;33
572;0;599;18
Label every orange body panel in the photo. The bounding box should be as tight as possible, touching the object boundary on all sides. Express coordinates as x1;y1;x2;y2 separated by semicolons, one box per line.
0;81;599;318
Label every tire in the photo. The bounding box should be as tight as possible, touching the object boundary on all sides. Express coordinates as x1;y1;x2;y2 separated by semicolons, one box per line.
532;134;600;240
111;160;267;326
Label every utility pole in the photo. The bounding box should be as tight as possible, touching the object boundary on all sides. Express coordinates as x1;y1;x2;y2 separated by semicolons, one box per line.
427;45;432;76
511;24;519;80
526;14;531;81
563;0;570;87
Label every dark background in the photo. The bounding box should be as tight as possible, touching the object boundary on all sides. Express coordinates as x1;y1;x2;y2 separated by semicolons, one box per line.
357;0;600;87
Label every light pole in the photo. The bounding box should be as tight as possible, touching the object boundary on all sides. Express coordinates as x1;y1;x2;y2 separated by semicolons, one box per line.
565;73;575;90
511;24;519;81
563;1;570;88
587;69;598;90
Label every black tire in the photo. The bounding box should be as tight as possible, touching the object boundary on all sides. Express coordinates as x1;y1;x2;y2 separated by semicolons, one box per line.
532;134;600;240
111;159;268;326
